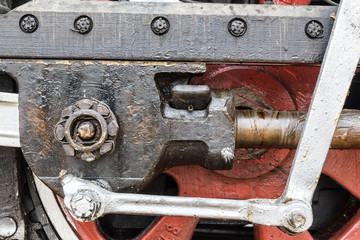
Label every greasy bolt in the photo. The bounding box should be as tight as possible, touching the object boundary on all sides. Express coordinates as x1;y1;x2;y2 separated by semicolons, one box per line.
77;99;93;109
19;14;38;33
100;142;113;155
77;121;96;140
55;124;65;141
69;192;98;220
74;16;93;34
305;20;324;39
81;152;96;162
63;144;75;156
288;212;306;229
97;104;110;116
0;217;17;238
108;120;119;137
221;147;234;163
228;18;247;37
151;17;170;35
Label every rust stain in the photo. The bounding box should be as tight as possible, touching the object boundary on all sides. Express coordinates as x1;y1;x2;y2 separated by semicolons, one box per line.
26;102;52;158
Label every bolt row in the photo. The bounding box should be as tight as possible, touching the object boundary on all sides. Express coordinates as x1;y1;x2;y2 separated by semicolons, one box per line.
19;14;324;39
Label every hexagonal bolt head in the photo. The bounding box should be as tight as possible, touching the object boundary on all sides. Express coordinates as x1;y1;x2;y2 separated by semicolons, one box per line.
0;217;17;238
68;191;100;221
221;147;235;164
100;142;113;155
97;104;110;116
81;152;96;162
77;99;93;109
63;144;75;156
151;17;170;35
19;14;38;33
305;20;324;39
288;212;306;229
74;16;93;34
228;18;247;37
55;124;65;141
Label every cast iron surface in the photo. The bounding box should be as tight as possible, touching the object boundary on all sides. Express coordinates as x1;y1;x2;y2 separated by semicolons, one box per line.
0;60;234;196
0;1;336;63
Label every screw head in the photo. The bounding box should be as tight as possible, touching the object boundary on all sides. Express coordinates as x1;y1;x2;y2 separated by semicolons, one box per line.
305;20;324;39
151;17;170;35
19;14;38;33
228;18;247;37
74;16;93;34
77;121;96;140
0;217;17;238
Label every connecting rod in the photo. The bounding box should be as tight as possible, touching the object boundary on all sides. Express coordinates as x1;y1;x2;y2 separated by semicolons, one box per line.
236;110;360;149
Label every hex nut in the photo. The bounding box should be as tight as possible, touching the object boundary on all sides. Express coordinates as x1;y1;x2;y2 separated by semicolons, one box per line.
77;99;93;109
81;152;96;162
97;104;110;116
100;142;113;155
108;121;119;137
55;124;65;141
68;191;100;221
63;144;75;156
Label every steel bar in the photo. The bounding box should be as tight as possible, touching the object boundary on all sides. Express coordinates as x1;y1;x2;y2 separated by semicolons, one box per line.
280;0;360;204
61;174;312;233
236;110;360;149
0;1;336;63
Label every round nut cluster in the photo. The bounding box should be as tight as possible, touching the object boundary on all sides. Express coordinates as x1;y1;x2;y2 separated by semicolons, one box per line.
55;99;119;162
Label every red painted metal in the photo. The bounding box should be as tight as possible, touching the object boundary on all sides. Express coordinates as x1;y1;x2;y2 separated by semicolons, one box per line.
254;225;313;240
59;64;360;239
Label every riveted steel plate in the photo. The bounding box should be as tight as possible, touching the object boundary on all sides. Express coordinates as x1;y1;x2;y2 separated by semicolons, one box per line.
0;1;336;63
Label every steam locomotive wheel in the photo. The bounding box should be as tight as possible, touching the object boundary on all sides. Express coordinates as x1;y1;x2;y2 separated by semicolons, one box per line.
46;64;360;240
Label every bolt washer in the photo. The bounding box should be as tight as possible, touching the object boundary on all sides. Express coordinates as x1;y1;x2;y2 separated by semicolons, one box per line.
55;99;119;162
228;18;247;37
151;16;170;35
19;14;38;33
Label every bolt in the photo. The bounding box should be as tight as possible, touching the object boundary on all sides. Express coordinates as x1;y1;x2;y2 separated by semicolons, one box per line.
151;17;170;35
97;104;110;116
77;121;96;140
69;191;99;221
63;144;75;156
81;152;96;162
100;141;113;155
228;18;247;37
108;120;119;137
0;217;17;238
55;124;65;141
74;16;93;34
305;20;324;39
19;14;38;33
77;99;93;109
288;212;306;229
221;147;235;163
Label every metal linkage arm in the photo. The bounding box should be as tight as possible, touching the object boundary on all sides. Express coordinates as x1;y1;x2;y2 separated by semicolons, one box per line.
61;175;312;234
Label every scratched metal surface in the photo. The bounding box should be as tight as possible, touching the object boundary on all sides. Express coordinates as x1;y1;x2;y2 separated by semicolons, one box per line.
0;60;235;196
0;1;336;63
